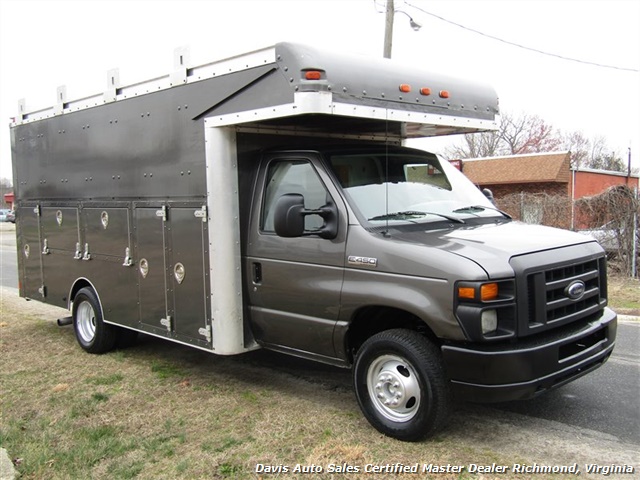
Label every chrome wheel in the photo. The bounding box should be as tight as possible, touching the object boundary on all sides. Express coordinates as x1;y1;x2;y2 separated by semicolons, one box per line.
72;287;117;354
367;354;421;422
76;300;97;344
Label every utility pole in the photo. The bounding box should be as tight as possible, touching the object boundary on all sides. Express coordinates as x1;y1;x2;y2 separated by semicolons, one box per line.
627;146;632;185
383;0;395;59
383;0;421;58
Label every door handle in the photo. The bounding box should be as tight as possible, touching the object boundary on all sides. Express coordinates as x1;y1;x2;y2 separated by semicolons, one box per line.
252;262;262;284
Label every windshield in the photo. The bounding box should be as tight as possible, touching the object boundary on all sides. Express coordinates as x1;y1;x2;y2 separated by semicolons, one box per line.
326;150;502;226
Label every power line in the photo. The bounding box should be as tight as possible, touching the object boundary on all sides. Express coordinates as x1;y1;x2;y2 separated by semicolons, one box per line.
402;1;639;73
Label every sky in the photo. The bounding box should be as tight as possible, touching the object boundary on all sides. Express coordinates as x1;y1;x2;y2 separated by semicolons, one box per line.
1;0;639;182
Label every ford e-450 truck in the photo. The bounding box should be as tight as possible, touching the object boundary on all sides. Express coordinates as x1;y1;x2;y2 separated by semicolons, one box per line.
10;42;616;441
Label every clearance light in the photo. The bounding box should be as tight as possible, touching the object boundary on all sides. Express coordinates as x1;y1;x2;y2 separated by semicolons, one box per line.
480;283;499;301
420;87;432;96
439;90;450;99
304;70;323;80
399;84;412;93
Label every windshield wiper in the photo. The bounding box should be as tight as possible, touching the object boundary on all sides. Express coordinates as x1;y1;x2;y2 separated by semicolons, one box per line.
369;211;465;224
453;205;512;219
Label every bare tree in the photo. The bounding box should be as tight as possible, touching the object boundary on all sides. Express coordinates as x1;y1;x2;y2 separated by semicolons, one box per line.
445;111;563;159
563;131;592;168
445;130;501;159
561;132;627;172
445;111;628;173
576;185;639;276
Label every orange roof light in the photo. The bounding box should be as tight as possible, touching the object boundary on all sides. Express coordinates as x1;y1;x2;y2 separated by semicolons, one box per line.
420;87;432;96
304;70;323;80
439;90;450;99
399;84;412;93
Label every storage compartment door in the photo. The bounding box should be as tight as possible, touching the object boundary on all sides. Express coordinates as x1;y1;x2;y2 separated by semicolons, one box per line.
82;207;136;326
169;207;210;346
135;207;169;334
17;206;44;300
40;207;81;308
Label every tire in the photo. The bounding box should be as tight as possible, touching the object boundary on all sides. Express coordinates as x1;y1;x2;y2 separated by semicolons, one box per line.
72;287;117;354
353;329;451;441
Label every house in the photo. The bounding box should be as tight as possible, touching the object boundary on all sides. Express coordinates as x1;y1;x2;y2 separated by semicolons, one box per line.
458;151;639;229
460;151;572;198
572;167;640;199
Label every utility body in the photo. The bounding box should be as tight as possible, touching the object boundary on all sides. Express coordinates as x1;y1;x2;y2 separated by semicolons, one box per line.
10;43;616;440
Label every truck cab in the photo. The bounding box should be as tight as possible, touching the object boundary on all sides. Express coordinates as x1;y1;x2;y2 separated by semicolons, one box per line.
239;143;616;440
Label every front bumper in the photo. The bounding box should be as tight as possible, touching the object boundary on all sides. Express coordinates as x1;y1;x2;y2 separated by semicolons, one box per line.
442;307;617;403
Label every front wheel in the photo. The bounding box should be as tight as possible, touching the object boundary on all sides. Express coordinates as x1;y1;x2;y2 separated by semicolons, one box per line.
353;329;451;441
72;287;117;354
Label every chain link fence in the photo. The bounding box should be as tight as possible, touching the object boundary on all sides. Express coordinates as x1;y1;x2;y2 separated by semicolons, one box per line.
495;186;639;277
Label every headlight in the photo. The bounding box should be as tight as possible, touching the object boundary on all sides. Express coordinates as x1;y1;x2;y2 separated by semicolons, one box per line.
455;279;516;341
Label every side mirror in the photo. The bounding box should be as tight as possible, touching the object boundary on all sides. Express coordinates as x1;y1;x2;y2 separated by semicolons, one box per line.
273;193;338;240
274;193;306;238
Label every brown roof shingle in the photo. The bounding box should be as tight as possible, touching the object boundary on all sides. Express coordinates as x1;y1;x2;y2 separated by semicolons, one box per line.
462;152;571;185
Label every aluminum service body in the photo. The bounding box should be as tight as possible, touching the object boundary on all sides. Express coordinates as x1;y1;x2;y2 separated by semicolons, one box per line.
10;42;498;354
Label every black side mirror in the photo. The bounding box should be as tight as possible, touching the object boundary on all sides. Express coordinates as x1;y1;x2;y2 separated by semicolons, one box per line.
273;193;338;239
274;193;306;237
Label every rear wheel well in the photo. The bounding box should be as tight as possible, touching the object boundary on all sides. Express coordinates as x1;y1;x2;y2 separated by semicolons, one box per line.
69;279;95;307
346;306;438;363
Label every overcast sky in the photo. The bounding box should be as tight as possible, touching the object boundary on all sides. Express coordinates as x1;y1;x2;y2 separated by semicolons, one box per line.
1;0;639;181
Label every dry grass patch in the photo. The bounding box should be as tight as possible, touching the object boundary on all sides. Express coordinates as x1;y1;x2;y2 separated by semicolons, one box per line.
1;289;637;479
607;274;640;315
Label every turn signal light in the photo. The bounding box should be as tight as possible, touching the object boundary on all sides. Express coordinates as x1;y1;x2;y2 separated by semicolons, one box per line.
458;286;476;300
480;283;499;301
458;282;500;301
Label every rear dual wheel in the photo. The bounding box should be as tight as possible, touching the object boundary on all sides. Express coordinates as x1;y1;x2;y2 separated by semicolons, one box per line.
72;287;137;353
353;329;451;442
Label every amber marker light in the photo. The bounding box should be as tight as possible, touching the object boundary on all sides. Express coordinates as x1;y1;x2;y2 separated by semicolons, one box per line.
304;70;323;80
420;87;432;96
399;84;412;93
458;286;476;300
480;283;499;301
439;90;450;98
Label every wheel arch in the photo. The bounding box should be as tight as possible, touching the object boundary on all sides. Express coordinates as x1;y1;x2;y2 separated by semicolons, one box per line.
68;278;103;314
344;305;440;364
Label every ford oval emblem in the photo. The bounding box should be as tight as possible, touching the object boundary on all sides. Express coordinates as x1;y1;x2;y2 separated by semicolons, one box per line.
565;280;586;300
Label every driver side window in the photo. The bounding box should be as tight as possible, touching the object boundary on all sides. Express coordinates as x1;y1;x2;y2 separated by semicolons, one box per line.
261;160;329;233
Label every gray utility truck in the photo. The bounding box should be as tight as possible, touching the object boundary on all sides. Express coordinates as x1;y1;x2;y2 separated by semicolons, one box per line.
11;42;616;441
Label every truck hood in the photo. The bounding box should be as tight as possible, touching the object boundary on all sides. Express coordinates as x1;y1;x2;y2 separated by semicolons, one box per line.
392;221;599;278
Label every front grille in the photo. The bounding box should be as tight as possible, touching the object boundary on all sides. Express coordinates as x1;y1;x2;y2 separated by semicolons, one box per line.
511;244;607;337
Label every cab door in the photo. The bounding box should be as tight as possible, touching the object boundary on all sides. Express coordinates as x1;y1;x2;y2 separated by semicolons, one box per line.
245;153;347;359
